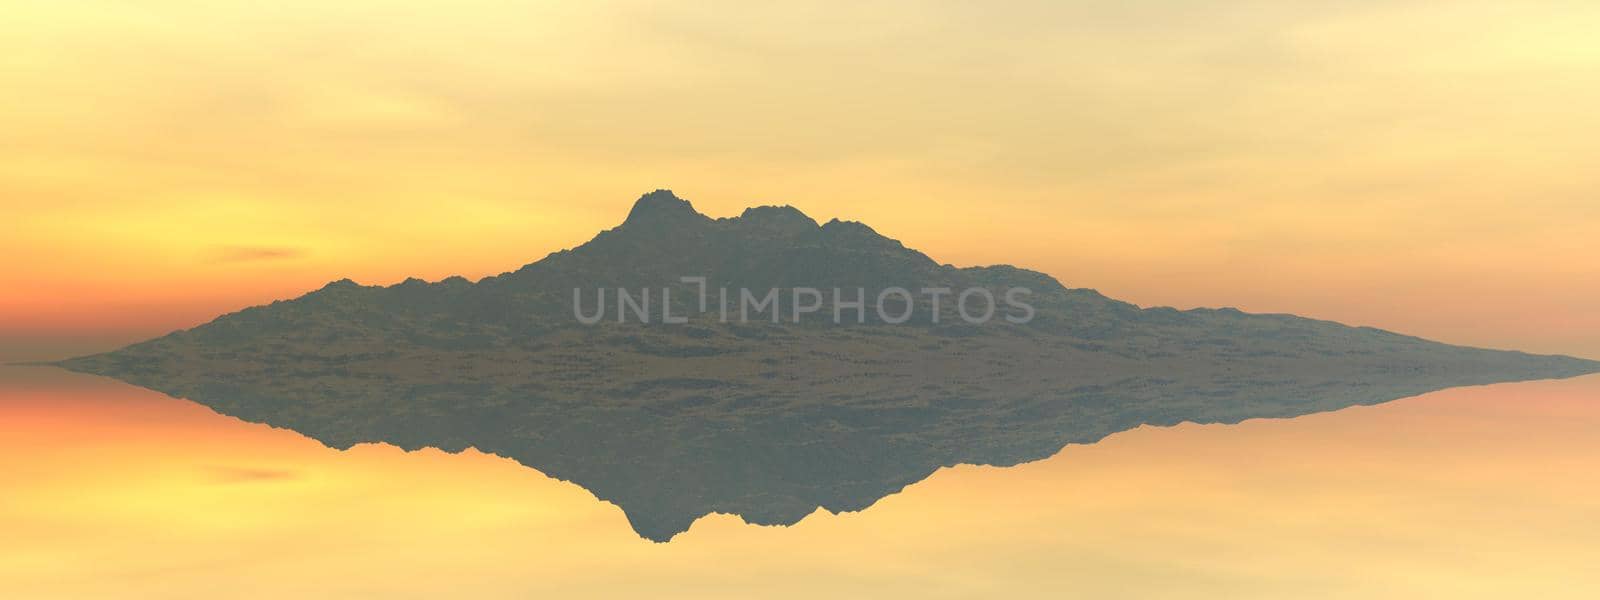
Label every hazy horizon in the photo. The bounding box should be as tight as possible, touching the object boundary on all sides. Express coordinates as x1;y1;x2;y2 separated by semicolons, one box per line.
5;4;1599;596
3;1;1598;360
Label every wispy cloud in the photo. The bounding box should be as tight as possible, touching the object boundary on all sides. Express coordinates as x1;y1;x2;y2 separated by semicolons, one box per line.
202;465;301;484
210;246;305;263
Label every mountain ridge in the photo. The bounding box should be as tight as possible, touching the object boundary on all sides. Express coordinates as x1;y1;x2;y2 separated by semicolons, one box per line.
72;189;1591;360
53;189;1600;541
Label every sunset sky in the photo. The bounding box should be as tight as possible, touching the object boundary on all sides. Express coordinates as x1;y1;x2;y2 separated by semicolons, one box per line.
4;1;1598;360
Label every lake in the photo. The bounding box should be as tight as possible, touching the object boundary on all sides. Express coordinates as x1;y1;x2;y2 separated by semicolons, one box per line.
2;366;1596;598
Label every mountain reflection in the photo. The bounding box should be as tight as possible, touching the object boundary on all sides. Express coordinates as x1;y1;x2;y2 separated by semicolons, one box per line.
66;354;1596;541
52;193;1600;540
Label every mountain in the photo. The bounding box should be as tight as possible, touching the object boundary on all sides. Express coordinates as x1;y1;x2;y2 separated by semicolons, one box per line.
58;190;1600;541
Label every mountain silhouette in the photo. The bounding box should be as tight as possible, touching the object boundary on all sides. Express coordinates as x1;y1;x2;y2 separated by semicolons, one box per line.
58;190;1600;541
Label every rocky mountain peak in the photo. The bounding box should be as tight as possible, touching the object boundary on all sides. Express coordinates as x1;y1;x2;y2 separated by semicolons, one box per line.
622;189;707;228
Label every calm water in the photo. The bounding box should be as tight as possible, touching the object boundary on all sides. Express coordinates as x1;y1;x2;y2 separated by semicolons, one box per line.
3;365;1597;598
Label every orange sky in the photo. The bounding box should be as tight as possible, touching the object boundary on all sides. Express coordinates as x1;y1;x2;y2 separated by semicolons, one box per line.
3;1;1598;360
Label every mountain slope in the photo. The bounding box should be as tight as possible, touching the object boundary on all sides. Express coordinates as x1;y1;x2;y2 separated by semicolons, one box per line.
57;189;1600;541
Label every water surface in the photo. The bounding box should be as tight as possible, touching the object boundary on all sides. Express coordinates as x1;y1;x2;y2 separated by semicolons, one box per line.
3;366;1597;598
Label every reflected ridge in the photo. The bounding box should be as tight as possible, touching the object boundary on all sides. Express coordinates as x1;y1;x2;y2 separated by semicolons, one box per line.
58;191;1600;541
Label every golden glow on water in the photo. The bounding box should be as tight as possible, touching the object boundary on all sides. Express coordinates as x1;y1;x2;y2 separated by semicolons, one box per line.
4;3;1595;595
3;368;1596;598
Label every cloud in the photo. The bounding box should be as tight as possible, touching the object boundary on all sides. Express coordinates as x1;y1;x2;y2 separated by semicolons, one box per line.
210;246;305;263
203;465;301;484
